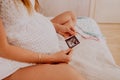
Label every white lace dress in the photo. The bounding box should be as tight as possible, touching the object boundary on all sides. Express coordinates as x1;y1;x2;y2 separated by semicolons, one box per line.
0;0;61;79
0;0;120;80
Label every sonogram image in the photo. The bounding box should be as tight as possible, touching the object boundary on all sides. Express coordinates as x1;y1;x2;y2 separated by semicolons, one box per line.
65;36;80;48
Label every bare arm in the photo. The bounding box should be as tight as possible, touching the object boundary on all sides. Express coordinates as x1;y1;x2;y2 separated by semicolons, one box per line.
0;19;72;64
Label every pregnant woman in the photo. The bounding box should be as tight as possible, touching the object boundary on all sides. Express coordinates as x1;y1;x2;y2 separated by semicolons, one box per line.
0;0;85;80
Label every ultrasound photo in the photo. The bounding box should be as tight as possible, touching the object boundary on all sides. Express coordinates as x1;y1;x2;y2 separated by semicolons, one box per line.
65;36;80;48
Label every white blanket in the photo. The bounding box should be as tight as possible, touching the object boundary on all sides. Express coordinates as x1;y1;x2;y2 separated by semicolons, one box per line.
60;17;120;80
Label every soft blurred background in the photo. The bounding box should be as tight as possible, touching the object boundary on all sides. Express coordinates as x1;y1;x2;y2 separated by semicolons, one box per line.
39;0;120;66
39;0;120;23
39;0;90;17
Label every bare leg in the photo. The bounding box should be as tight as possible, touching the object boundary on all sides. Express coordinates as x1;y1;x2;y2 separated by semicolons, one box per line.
51;11;76;26
4;63;85;80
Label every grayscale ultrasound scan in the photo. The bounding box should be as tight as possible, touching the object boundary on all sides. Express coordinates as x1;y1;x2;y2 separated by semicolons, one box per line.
65;36;80;48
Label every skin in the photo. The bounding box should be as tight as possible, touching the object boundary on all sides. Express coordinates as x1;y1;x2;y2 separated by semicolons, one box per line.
0;6;85;80
51;11;77;38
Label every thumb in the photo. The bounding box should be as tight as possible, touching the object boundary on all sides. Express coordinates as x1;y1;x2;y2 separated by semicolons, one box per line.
70;27;76;34
68;49;73;55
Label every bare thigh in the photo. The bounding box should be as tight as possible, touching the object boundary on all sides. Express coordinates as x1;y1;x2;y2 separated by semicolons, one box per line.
4;63;85;80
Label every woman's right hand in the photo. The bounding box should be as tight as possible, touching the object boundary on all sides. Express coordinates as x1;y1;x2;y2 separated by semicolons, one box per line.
40;49;73;64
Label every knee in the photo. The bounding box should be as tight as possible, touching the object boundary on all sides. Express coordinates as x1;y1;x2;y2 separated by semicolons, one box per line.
65;11;74;15
64;11;76;22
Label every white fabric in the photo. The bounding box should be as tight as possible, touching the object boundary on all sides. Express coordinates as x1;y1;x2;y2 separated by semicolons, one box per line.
0;0;60;54
0;0;120;80
70;35;120;80
0;0;60;79
77;17;103;37
76;17;104;40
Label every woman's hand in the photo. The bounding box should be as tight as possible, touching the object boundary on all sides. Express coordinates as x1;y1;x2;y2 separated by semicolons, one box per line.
43;49;73;64
54;23;76;38
52;49;73;63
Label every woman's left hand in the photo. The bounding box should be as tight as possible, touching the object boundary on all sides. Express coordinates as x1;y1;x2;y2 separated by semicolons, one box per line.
54;23;76;38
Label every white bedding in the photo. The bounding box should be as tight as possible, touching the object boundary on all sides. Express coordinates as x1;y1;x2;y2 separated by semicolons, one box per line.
59;17;120;80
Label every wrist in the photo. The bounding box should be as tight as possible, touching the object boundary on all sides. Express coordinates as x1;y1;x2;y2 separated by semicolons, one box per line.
38;54;55;64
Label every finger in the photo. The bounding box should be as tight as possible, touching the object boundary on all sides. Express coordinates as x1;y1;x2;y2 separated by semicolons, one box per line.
60;32;70;38
63;33;70;38
66;27;75;34
68;30;75;35
59;32;67;37
64;49;72;55
65;32;71;36
63;48;71;53
70;27;76;35
67;49;73;55
70;27;76;32
64;35;69;38
71;31;76;35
